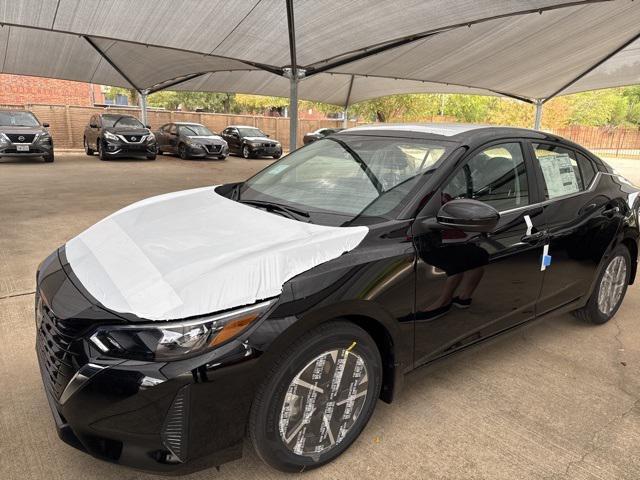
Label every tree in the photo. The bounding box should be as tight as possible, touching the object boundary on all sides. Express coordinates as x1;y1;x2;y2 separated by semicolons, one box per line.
147;91;235;112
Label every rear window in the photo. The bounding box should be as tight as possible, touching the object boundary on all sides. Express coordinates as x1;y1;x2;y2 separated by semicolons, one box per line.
533;144;597;199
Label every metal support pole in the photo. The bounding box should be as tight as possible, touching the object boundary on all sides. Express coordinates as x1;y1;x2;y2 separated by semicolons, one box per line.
289;73;298;151
534;99;543;130
343;108;348;129
139;90;149;126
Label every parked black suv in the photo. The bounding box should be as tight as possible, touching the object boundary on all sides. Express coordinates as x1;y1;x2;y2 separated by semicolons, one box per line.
221;125;282;159
83;113;156;160
0;110;54;162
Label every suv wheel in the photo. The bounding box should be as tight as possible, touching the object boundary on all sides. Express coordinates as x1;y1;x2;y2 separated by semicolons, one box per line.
98;140;108;161
43;153;54;163
573;244;631;324
249;321;381;472
84;137;94;155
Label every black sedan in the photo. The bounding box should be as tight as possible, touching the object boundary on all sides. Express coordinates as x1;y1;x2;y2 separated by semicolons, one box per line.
35;124;638;474
303;127;343;145
156;122;229;159
221;125;282;159
83;113;156;160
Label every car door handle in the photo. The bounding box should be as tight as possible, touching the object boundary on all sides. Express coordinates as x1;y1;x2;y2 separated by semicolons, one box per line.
521;230;548;244
603;206;620;218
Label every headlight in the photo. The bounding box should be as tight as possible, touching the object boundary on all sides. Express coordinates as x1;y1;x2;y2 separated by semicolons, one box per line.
146;132;156;142
103;131;119;142
187;140;202;148
0;133;9;146
37;134;52;144
89;299;276;361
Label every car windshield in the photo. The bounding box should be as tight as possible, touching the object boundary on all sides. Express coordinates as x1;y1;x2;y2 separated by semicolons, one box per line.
239;135;452;226
238;127;267;137
179;124;215;136
102;115;144;128
0;111;39;127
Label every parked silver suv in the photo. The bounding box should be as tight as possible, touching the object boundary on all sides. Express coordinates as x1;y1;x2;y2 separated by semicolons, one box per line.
0;110;54;162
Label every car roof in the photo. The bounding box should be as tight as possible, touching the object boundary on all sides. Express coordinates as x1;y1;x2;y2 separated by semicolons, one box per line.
340;122;570;144
173;122;205;126
100;113;136;117
227;125;261;129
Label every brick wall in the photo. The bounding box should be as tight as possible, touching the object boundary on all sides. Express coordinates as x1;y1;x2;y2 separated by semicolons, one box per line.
17;104;355;151
0;74;103;107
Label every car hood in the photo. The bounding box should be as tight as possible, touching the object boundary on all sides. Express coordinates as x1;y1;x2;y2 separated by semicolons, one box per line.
185;135;226;145
65;186;368;321
244;136;278;144
0;125;45;134
104;127;150;135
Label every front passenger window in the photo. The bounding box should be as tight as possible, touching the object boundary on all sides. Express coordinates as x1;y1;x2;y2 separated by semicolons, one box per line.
442;142;529;211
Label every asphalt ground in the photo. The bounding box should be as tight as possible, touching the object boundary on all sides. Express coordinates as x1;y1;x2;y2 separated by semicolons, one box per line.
1;152;639;479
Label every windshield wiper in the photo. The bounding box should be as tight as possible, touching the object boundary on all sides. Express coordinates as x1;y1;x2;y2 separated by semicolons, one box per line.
239;199;311;222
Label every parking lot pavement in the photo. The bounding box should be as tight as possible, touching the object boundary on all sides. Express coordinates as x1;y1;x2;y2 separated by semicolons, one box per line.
1;152;640;480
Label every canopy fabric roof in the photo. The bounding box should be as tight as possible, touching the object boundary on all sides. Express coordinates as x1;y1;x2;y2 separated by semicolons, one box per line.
0;0;639;106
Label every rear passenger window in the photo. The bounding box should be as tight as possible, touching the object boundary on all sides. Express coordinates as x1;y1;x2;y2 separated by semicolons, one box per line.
533;144;596;199
442;142;529;211
576;152;597;188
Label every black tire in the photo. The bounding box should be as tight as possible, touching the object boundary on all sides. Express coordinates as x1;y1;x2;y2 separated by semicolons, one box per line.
157;147;163;155
573;244;631;324
249;321;382;472
98;140;108;161
146;154;157;160
178;143;190;160
242;145;253;159
272;153;282;159
84;137;94;155
43;153;54;163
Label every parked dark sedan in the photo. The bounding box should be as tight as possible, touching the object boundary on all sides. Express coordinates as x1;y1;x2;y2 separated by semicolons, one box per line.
36;124;638;474
221;125;282;159
0;110;54;162
155;122;229;159
83;113;156;160
303;127;343;145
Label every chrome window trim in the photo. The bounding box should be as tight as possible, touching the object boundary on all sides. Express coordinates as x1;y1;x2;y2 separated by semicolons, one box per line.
499;171;617;215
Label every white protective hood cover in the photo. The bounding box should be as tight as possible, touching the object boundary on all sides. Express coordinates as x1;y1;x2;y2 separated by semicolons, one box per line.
66;187;368;321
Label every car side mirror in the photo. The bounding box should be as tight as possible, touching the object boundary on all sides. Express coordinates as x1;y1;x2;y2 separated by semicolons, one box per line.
42;122;50;128
436;199;500;232
265;134;270;138
90;123;98;129
145;124;151;129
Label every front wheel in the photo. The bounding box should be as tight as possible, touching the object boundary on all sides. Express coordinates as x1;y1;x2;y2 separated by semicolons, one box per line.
178;143;190;160
242;145;252;159
98;140;108;161
84;137;94;155
272;153;282;159
573;244;631;324
249;321;381;472
43;153;54;163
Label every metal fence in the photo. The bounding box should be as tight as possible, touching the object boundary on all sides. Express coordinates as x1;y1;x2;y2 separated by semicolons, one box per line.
550;125;640;161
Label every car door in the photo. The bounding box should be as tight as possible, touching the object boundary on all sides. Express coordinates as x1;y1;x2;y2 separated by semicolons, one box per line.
226;128;240;152
528;142;624;314
156;124;169;151
167;124;179;153
412;140;547;365
87;115;98;148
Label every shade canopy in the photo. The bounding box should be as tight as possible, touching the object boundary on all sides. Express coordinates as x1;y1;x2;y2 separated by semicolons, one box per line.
0;0;638;107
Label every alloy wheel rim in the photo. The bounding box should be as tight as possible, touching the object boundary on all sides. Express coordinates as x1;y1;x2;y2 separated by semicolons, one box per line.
243;146;249;158
279;348;369;458
597;255;627;315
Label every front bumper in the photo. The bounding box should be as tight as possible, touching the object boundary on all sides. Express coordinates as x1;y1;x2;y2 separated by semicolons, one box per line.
34;252;264;474
247;144;281;157
0;142;53;157
187;143;229;158
101;139;156;158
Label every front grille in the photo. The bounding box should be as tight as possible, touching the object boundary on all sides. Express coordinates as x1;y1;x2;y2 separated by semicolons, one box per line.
6;133;36;143
36;300;85;400
262;143;276;148
121;134;144;143
205;144;222;154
